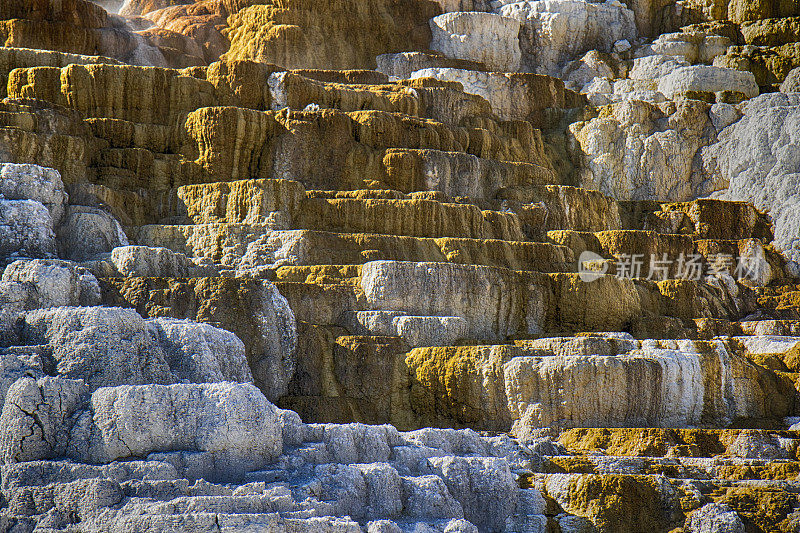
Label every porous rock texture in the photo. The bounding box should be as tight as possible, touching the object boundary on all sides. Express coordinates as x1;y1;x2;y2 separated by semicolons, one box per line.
498;0;637;75
698;93;800;266
2;0;800;531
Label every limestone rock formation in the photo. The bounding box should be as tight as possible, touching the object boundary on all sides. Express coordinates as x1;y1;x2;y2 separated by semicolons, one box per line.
698;93;800;266
377;51;488;80
0;163;67;226
410;69;571;122
657;65;760;98
76;382;282;480
499;0;637;75
0;377;88;464
20;306;173;389
147;318;253;384
1;259;100;309
58;206;130;261
223;0;440;70
109;245;219;277
100;276;297;400
636;29;733;64
781;65;800;92
2;200;58;256
685;502;745;533
570;99;717;201
361;260;547;340
430;12;523;72
504;339;786;435
2;0;800;530
0;0;172;66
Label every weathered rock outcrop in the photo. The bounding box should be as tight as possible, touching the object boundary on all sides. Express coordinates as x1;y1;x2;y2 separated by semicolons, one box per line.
1;259;100;309
0;0;174;66
698;93;800;267
0;377;88;464
505;340;788;435
410;69;572;122
3;0;800;530
657;65;759;98
109;245;216;278
75;382;282;480
430;12;523;72
360;260;548;340
570;99;718;201
0;200;57;261
399;334;798;434
0;163;67;226
17;306;253;390
223;0;440;70
499;0;637;75
0;380;282;482
100;277;297;400
714;42;800;89
147;318;253;384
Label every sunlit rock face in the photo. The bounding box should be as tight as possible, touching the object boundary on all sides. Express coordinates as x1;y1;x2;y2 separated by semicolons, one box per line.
3;0;800;531
499;0;637;75
698;93;800;266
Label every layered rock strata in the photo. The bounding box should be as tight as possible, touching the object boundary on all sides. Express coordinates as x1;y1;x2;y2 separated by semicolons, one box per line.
0;0;800;531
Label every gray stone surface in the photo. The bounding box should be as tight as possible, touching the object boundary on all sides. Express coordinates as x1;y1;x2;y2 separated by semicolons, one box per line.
426;456;517;532
781;66;800;94
0;377;88;463
58;205;129;261
341;311;469;347
686;503;745;533
360;261;547;341
148;318;253;384
401;475;464;520
701;93;800;266
22;306;174;390
72;382;282;482
430;12;522;72
657;65;759;99
253;280;298;399
499;0;636;75
0;163;67;226
19;306;253;391
1;259;101;309
110;245;219;277
0;200;57;261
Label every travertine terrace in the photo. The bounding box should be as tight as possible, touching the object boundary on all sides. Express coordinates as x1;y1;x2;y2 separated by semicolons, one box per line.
1;0;800;531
